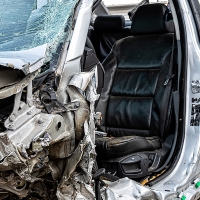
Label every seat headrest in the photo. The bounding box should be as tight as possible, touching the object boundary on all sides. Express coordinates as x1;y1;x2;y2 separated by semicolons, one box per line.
131;4;168;35
94;15;125;32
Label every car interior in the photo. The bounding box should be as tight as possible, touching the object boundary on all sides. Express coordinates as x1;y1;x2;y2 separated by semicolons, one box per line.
83;1;179;183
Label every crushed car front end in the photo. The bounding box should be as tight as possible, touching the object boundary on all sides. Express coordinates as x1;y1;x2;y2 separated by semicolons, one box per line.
0;0;98;199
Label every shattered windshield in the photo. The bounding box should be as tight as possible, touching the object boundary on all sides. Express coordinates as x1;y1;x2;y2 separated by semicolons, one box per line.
0;0;79;71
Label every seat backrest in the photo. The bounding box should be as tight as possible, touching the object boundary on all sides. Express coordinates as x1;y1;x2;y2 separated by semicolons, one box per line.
96;4;174;140
92;15;131;63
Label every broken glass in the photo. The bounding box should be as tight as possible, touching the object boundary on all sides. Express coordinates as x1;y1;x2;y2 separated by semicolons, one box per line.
0;0;79;71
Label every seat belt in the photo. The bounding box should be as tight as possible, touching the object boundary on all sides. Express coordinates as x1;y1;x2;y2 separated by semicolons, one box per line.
160;32;175;144
155;31;181;173
155;91;179;172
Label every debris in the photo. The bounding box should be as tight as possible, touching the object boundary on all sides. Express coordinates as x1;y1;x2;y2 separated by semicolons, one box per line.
0;68;99;199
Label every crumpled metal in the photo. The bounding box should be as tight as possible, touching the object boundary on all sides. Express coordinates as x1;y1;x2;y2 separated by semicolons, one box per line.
66;86;90;141
0;132;23;171
103;177;159;200
0;132;50;196
57;67;99;199
56;133;96;200
0;111;74;197
0;67;99;199
68;67;99;143
0;171;28;198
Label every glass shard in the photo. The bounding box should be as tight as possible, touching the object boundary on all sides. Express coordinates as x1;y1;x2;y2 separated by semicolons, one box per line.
0;0;79;70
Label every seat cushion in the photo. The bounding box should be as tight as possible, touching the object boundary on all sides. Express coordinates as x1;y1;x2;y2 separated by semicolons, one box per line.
96;136;160;159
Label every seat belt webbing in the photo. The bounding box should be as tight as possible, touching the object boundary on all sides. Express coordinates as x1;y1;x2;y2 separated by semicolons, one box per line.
160;33;175;143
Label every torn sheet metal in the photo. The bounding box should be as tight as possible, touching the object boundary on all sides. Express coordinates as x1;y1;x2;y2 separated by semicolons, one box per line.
103;178;158;200
0;45;46;75
68;71;95;91
0;171;28;198
103;178;180;200
0;66;99;199
85;68;100;144
0;132;24;171
57;68;99;199
68;67;100;143
0;111;75;197
57;123;96;200
66;86;90;141
0;131;49;182
0;71;74;198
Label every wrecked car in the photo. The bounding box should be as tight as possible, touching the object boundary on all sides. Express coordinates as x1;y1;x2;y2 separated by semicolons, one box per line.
0;0;200;199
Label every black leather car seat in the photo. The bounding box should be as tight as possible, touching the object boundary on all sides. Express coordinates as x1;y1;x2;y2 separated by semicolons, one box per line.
95;4;174;164
92;15;131;63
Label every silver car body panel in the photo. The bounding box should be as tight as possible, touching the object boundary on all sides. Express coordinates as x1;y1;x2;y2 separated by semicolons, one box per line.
57;0;93;104
152;0;200;195
0;44;46;74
